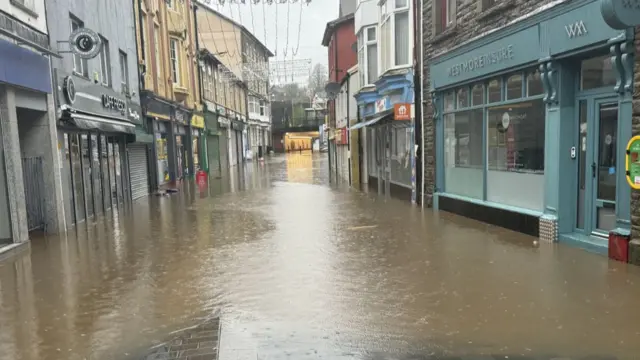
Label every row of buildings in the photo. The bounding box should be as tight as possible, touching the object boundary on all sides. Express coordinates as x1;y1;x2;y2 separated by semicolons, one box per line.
323;0;640;256
0;0;272;250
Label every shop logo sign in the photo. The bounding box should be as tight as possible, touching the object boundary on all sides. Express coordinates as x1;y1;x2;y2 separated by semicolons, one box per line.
63;76;76;105
69;28;102;59
565;21;588;39
394;103;411;121
101;94;126;115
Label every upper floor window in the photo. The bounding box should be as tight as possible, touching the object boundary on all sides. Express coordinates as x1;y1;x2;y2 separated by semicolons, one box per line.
119;50;129;95
169;38;180;85
154;26;162;80
70;16;89;77
358;26;378;86
479;0;498;11
99;35;111;87
11;0;36;14
434;0;456;35
166;0;174;10
379;0;411;75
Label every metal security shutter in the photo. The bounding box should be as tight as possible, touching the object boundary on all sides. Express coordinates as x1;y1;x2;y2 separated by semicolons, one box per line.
128;144;150;200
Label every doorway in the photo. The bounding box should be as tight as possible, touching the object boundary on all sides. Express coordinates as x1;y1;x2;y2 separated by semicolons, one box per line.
575;96;618;238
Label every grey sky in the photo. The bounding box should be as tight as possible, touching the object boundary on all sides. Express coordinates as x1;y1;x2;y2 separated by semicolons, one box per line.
205;0;338;84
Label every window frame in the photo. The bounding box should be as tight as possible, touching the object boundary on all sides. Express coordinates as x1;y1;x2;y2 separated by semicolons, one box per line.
154;25;162;81
169;37;180;85
378;0;412;76
358;26;378;86
440;67;546;175
70;16;88;77
433;0;457;35
99;35;111;87
119;50;129;95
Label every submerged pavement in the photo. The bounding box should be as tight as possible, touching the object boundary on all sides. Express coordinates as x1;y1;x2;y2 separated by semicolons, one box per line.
0;153;640;360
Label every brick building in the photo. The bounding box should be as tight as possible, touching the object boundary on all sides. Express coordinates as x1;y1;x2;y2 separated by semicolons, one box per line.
421;0;639;253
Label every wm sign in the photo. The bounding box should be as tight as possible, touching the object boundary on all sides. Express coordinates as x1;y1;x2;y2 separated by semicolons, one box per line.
565;21;588;38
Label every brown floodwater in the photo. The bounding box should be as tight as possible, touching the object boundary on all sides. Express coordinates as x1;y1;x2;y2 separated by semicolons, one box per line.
0;153;639;360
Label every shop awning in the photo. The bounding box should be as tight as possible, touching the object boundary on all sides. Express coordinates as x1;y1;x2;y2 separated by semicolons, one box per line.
67;113;136;134
350;109;393;130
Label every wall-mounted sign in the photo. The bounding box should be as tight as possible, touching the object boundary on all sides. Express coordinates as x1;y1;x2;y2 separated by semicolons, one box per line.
63;76;76;105
375;98;386;113
626;135;640;189
448;45;514;77
175;109;186;123
565;20;588;38
191;114;205;129
601;0;640;29
69;28;102;59
101;94;126;114
393;103;411;121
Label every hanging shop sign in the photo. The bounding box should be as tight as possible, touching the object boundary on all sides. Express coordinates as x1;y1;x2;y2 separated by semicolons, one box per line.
601;0;640;29
191;114;205;129
626;136;640;190
69;27;102;59
174;108;189;124
394;103;411;121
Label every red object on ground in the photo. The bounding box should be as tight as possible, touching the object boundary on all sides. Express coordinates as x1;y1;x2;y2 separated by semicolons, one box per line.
196;170;207;187
608;231;630;262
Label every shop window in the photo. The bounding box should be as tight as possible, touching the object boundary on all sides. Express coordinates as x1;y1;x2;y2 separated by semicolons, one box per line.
486;98;545;210
443;109;484;199
487;79;501;103
506;74;522;100
456;87;468;108
471;84;484;105
526;70;543;96
443;91;454;111
580;55;616;90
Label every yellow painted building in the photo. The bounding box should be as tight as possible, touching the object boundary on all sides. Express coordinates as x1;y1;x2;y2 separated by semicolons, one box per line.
134;0;203;185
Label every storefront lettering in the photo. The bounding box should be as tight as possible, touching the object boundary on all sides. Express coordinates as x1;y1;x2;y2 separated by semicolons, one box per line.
448;45;514;77
565;21;587;38
101;94;126;114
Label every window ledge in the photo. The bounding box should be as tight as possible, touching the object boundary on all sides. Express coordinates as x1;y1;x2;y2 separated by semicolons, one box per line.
477;0;516;21
432;26;458;45
10;0;38;18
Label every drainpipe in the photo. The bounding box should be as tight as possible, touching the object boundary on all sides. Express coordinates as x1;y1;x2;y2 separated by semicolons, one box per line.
413;0;423;206
346;73;351;185
136;0;146;90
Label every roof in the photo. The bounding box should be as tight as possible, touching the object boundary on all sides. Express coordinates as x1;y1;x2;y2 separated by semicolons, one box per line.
196;2;274;57
321;13;355;47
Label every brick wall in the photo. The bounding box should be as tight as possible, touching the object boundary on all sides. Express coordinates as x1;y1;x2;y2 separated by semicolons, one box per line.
421;0;557;207
632;26;640;240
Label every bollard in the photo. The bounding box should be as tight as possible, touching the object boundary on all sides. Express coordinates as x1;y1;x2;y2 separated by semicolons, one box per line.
628;239;640;266
608;230;630;263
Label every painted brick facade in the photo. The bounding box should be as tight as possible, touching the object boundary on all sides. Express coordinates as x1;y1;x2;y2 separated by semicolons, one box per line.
421;0;558;207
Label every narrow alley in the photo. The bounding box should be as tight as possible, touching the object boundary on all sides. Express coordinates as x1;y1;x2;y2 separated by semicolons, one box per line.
0;154;639;360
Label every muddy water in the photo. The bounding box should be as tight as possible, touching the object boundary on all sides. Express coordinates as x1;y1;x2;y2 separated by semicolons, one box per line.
1;153;640;360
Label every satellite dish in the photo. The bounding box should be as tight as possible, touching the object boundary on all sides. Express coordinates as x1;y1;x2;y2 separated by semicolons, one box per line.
325;82;340;100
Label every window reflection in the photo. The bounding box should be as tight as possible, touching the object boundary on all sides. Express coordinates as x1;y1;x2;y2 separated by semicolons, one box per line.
506;74;522;100
457;87;468;108
527;70;543;96
488;80;501;103
471;84;484;106
580;55;616;90
487;99;545;173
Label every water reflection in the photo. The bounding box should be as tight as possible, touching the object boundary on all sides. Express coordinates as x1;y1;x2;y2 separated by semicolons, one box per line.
0;154;639;360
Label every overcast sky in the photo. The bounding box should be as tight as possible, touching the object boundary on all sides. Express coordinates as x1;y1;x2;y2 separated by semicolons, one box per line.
203;0;339;85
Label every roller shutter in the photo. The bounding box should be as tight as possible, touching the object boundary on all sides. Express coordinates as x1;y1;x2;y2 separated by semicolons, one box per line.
128;144;150;200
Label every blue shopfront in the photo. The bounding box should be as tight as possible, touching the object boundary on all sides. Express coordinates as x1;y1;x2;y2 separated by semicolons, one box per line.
429;0;635;251
353;68;416;202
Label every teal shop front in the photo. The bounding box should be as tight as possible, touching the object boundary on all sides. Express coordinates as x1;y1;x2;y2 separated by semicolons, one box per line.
428;0;635;251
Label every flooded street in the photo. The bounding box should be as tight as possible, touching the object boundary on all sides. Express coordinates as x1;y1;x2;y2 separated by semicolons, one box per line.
1;153;640;359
